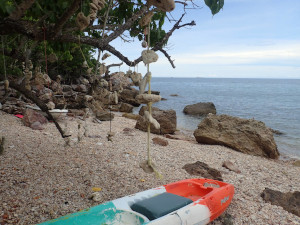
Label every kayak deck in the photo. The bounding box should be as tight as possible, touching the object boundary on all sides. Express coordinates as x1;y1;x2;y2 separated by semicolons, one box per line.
39;178;234;225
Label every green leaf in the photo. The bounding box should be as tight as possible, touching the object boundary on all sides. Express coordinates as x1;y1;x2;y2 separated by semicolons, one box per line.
204;0;224;15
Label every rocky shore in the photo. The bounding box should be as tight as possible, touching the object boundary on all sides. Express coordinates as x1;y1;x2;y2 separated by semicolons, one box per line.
0;111;299;225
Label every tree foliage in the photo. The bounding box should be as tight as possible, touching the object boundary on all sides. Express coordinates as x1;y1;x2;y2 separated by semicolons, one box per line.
0;0;224;81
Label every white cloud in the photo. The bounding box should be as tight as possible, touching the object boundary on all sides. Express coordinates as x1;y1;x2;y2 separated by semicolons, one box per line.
168;43;300;66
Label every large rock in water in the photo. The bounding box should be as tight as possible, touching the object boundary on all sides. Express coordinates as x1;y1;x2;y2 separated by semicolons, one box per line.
183;102;216;116
135;106;176;134
194;114;279;159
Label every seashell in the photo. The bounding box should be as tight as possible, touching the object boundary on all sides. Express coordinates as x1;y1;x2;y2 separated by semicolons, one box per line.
46;101;55;110
28;60;33;70
144;111;160;129
114;91;118;104
25;70;32;79
130;72;142;86
99;64;107;75
139;72;152;94
125;70;133;77
136;94;161;104
139;11;154;27
89;12;97;20
76;12;90;31
147;0;175;12
98;0;106;8
85;95;93;102
56;75;62;83
89;192;102;202
82;60;88;68
142;41;148;48
4;80;9;91
48;53;58;63
90;2;98;10
87;68;93;75
101;53;111;61
142;50;158;65
100;79;108;87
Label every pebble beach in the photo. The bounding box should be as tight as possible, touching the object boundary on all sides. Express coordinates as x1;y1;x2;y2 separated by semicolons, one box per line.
0;111;299;225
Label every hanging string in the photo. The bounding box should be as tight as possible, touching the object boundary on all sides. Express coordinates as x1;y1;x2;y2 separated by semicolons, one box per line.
43;27;48;74
146;22;152;166
1;36;7;80
78;35;89;67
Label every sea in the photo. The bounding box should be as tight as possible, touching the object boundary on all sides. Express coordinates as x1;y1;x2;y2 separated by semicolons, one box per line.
140;77;300;160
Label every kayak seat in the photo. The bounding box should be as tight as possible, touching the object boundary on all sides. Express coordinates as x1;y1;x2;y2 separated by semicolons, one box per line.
130;192;193;220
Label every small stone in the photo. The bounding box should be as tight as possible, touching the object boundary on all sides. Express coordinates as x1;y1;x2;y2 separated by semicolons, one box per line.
89;192;102;202
222;160;241;173
152;137;168;146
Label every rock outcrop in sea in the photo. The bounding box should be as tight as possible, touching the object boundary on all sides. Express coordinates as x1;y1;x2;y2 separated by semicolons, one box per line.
183;102;216;116
193;114;280;159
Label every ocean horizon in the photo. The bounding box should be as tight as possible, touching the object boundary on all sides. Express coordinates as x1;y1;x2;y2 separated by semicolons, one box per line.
141;77;300;160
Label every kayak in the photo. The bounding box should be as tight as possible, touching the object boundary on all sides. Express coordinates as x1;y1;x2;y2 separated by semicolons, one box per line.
39;178;234;225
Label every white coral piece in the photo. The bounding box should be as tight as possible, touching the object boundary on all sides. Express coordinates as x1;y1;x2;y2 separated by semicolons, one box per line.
144;111;160;129
99;64;107;75
136;94;161;104
139;72;152;94
142;50;158;65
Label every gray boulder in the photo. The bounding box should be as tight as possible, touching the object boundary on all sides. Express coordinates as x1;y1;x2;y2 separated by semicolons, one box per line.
23;109;48;130
261;188;300;217
183;102;216;116
119;102;134;113
96;111;114;121
135;106;176;134
194;114;280;159
182;161;223;181
119;88;140;107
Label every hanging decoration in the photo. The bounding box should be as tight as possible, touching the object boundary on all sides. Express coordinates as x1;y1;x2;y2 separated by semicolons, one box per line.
137;17;163;178
139;11;154;27
76;12;90;31
101;53;111;61
1;36;9;92
147;0;175;12
142;50;158;65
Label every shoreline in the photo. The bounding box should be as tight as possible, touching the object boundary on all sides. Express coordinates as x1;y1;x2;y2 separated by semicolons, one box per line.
0;111;299;224
175;121;300;162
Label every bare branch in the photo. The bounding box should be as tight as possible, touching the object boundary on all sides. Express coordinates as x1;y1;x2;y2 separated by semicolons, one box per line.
89;24;118;31
9;0;36;20
102;6;147;45
9;80;70;139
175;1;188;6
107;62;123;69
153;13;196;51
104;44;141;66
52;0;81;38
0;48;25;62
158;48;175;68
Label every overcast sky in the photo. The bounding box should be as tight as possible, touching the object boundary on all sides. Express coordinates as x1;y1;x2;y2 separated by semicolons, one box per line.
104;0;300;78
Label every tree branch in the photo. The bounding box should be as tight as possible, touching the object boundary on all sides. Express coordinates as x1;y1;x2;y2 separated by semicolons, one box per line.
159;48;175;68
9;0;36;20
51;0;81;38
9;80;70;139
0;48;25;62
102;6;147;46
104;44;142;66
